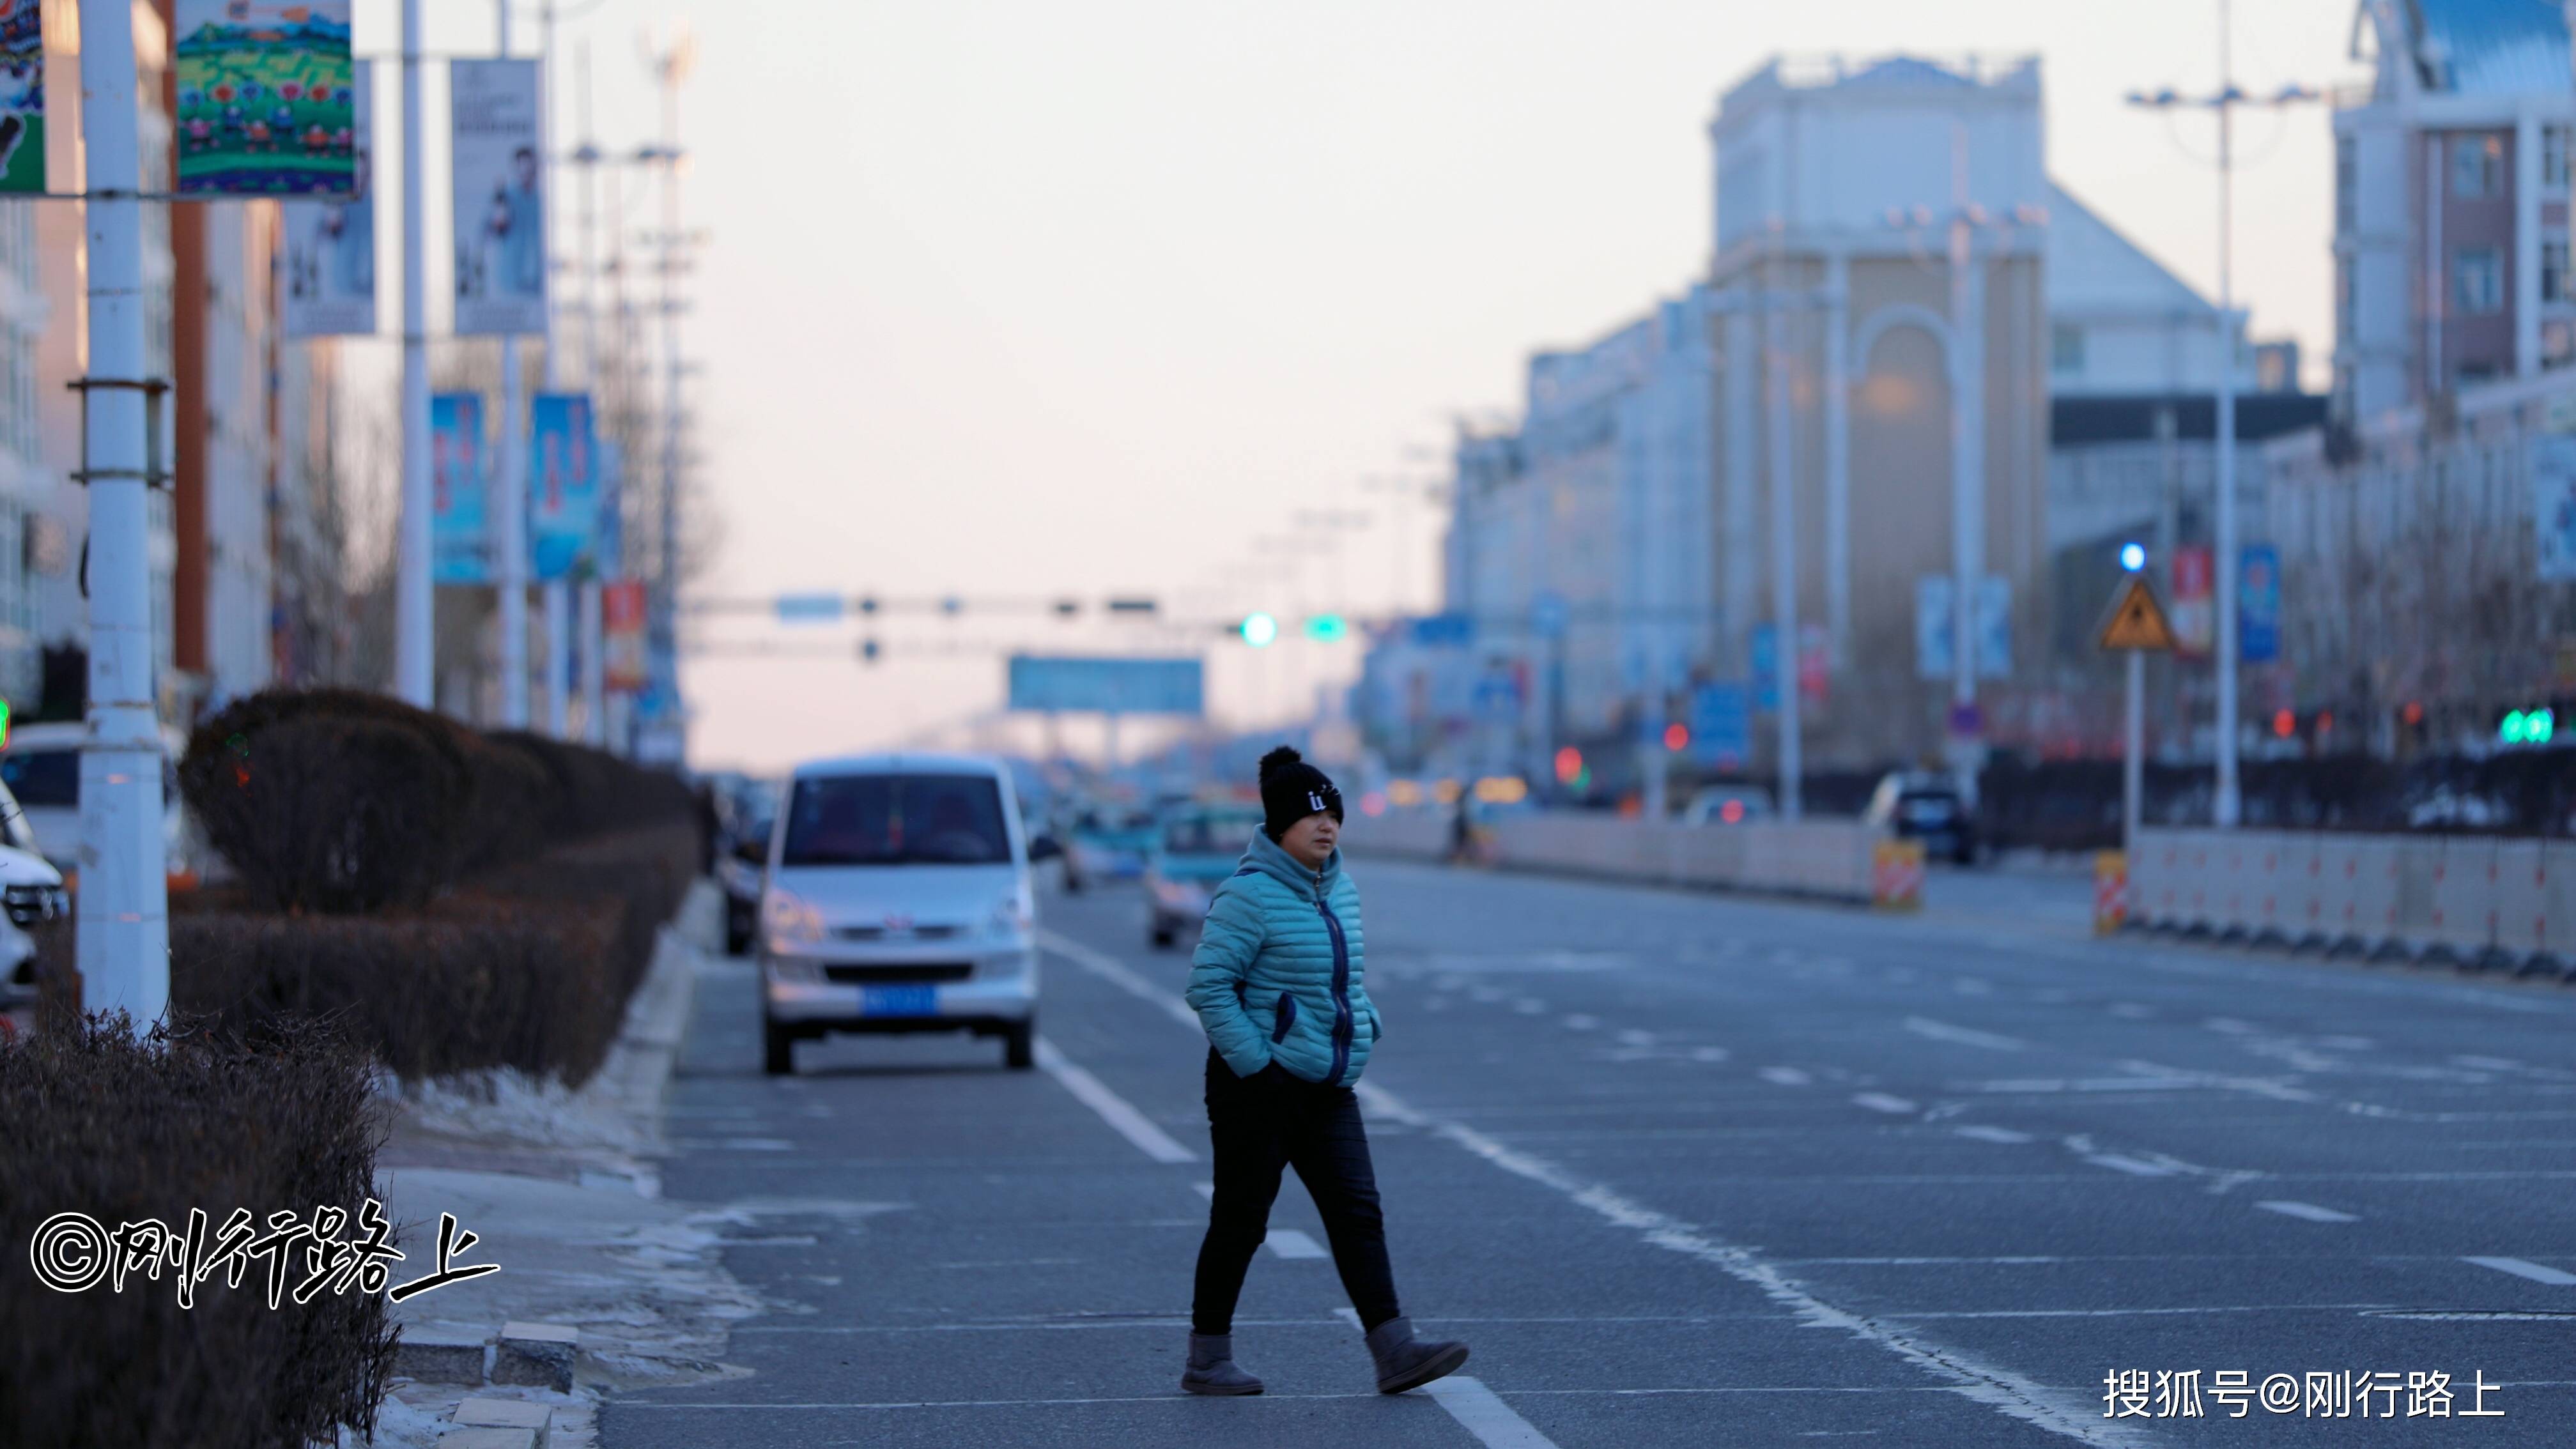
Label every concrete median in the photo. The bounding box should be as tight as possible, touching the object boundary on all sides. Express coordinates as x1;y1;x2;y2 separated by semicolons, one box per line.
1356;809;1894;905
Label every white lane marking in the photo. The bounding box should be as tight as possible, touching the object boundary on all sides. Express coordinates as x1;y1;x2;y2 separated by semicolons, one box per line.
1972;1077;2199;1094
2108;1003;2154;1020
2453;1054;2520;1071
1348;1078;2148;1448
1033;1039;1194;1164
1904;1017;2026;1052
1421;1376;1558;1448
1265;1229;1329;1261
1562;1014;1600;1031
2085;1154;2175;1177
1191;1181;1214;1200
2464;1256;2576;1286
1954;1126;2036;1145
1334;1307;1363;1331
1853;1092;1917;1115
2256;1200;2359;1224
1513;999;1547;1015
1759;1067;1812;1087
1690;1046;1731;1062
1040;931;1204;1032
2204;1017;2257;1035
1617;1029;1656;1046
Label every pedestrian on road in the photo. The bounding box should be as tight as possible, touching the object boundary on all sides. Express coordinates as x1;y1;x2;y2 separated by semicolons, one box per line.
1178;746;1469;1398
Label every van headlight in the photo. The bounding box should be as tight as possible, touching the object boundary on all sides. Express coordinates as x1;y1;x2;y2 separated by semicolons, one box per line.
763;890;824;946
991;890;1034;938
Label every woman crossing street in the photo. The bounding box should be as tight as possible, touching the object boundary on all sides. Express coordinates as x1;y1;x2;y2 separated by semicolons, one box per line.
1178;746;1469;1397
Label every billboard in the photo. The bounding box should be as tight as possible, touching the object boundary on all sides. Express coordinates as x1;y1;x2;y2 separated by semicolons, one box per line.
281;66;373;337
1006;656;1203;716
173;1;357;196
0;3;44;195
429;393;488;583
1918;575;2010;680
528;392;597;581
449;59;546;335
602;579;647;691
2239;544;2281;664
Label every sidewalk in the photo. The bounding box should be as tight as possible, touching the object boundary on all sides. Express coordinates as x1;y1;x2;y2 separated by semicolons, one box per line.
361;884;769;1449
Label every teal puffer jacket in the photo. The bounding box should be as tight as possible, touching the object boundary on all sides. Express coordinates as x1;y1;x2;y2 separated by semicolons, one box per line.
1185;829;1380;1087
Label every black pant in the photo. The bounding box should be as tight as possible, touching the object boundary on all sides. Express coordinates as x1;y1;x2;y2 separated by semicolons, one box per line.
1191;1049;1401;1337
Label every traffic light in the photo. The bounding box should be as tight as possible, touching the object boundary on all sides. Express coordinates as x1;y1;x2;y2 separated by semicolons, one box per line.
860;638;881;665
2118;542;2147;573
2501;707;2555;745
1238;613;1278;648
1302;613;1347;643
1554;746;1583;785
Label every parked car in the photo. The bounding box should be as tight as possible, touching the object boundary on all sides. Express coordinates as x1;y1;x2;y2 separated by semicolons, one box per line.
719;808;773;956
0;841;66;1011
757;753;1039;1075
1;720;201;885
1864;770;1978;864
1681;784;1775;827
1144;802;1265;949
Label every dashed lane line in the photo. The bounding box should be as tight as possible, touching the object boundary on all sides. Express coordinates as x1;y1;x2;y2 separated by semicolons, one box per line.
1853;1092;1917;1115
1953;1126;2036;1144
1759;1066;1812;1087
1264;1229;1330;1261
2464;1256;2576;1286
1421;1376;1557;1448
1903;1016;2027;1052
1033;1038;1193;1164
2255;1200;2359;1224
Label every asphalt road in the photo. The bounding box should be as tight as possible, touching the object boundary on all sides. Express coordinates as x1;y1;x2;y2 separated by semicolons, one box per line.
603;855;2576;1447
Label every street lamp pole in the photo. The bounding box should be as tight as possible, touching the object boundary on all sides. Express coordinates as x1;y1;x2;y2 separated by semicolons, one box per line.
72;0;168;1025
395;0;432;706
495;0;530;730
2126;10;2318;829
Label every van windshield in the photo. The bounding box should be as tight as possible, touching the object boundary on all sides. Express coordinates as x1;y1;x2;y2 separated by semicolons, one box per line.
781;773;1011;867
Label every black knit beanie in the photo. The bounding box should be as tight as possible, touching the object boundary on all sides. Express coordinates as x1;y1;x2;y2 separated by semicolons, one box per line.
1258;746;1342;841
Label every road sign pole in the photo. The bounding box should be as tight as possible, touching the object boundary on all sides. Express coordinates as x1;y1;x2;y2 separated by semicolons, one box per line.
2124;647;2144;857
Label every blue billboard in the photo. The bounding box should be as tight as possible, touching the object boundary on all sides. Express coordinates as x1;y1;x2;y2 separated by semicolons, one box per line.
429;392;487;583
528;391;598;581
1006;656;1205;716
2239;544;2281;665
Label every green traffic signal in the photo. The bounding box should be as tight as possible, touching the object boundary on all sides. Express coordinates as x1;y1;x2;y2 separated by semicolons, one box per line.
1302;614;1347;643
1239;613;1279;648
2501;708;2556;745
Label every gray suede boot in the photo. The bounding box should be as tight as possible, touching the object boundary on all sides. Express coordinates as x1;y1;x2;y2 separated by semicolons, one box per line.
1364;1316;1469;1394
1181;1332;1264;1396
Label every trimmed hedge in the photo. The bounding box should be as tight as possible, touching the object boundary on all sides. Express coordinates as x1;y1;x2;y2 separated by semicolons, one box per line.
179;689;705;914
0;1013;396;1449
39;824;700;1087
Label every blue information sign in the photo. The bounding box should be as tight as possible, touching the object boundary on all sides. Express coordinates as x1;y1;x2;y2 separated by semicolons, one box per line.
2239;544;2281;665
1690;683;1750;767
1006;656;1205;716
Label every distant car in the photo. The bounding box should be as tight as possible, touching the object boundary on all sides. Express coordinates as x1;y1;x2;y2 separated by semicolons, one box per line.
719;809;773;956
1865;771;1978;864
757;753;1039;1075
1;721;199;885
1067;808;1158;890
1144;802;1265;949
1681;785;1775;827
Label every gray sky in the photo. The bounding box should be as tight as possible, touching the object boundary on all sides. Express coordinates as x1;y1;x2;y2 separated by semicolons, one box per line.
387;1;2371;772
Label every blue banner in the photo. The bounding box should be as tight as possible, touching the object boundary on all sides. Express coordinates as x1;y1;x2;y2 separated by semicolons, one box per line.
430;392;487;583
2239;544;2281;665
1751;625;1779;713
528;392;598;581
1690;682;1750;767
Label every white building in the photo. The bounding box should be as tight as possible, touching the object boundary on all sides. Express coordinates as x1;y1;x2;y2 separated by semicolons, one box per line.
2333;0;2576;418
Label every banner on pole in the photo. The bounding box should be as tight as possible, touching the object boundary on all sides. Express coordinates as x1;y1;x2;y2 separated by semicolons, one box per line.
2238;544;2281;664
2170;545;2214;656
281;66;373;337
449;58;546;335
0;4;45;195
2532;433;2576;581
430;393;488;583
173;1;357;196
528;392;598;581
602;579;648;691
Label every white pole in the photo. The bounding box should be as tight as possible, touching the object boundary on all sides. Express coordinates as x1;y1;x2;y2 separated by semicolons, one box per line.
1765;282;1803;822
656;52;686;760
544;584;569;735
493;0;528;728
2212;0;2242;827
1948;122;1980;717
394;0;432;706
73;0;169;1026
2124;647;2145;856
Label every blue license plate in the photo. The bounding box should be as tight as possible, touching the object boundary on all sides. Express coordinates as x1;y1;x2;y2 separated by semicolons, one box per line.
860;985;939;1018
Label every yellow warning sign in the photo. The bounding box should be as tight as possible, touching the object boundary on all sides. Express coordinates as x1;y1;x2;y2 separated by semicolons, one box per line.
2097;576;2176;652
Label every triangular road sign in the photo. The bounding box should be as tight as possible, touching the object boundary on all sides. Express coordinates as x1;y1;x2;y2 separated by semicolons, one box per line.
2097;576;2176;653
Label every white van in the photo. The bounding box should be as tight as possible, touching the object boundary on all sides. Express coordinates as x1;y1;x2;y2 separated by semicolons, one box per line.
757;753;1039;1075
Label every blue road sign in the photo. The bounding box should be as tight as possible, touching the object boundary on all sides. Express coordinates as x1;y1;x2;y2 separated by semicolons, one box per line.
1006;656;1204;716
1690;683;1750;767
775;593;846;624
2239;544;2280;664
